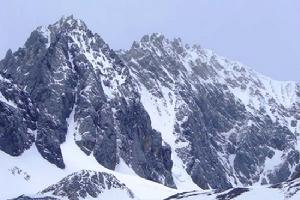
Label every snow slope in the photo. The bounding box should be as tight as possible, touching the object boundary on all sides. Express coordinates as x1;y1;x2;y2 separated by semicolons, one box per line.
138;84;199;191
0;105;178;200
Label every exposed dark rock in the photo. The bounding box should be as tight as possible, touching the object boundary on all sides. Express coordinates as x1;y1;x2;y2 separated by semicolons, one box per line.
1;17;300;193
0;16;174;187
41;170;135;200
119;33;300;190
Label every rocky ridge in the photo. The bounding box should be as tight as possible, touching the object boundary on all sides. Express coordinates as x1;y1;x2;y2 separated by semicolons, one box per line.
119;33;300;189
1;16;300;199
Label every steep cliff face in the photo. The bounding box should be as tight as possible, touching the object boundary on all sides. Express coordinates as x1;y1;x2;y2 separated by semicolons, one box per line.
0;16;174;189
1;16;300;199
119;33;300;190
0;75;36;156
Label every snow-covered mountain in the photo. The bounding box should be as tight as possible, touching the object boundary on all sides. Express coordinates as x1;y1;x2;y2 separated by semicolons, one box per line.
119;32;300;190
0;16;299;199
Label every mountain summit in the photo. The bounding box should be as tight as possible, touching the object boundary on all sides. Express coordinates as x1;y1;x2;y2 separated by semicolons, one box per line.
0;16;300;200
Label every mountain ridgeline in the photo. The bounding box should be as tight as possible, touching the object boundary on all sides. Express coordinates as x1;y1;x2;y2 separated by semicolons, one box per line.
0;16;300;199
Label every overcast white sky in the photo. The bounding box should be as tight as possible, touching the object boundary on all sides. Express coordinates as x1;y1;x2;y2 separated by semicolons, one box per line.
0;0;299;81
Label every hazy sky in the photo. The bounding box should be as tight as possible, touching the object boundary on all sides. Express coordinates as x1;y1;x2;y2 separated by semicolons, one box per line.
0;0;299;81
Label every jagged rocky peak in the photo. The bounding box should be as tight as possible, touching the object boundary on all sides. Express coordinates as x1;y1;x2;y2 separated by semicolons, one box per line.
1;16;300;199
23;15;111;66
125;32;300;114
0;16;175;190
133;32;215;58
132;32;188;56
138;33;166;45
35;15;88;41
119;32;300;190
52;15;88;31
122;32;226;87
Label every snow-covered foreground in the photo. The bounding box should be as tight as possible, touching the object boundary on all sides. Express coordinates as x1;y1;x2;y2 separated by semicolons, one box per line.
164;186;300;200
0;106;178;200
2;98;299;200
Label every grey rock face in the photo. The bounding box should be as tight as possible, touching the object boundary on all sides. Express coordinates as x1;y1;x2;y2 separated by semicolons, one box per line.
177;84;246;190
1;17;300;192
41;170;135;200
0;75;36;156
0;103;33;156
119;33;300;190
0;16;174;187
116;98;174;187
